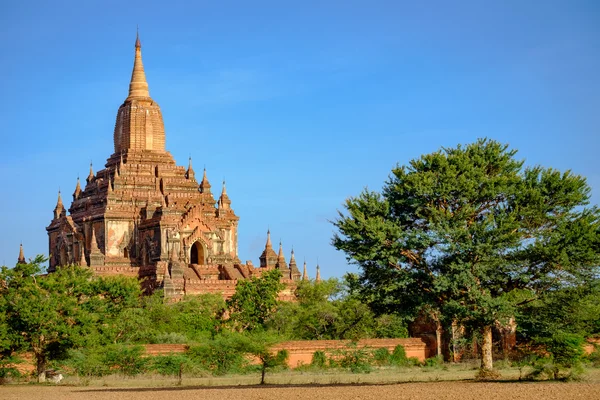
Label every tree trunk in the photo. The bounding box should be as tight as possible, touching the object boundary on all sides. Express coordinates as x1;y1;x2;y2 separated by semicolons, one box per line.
451;320;463;363
36;354;47;383
260;364;266;385
480;325;494;371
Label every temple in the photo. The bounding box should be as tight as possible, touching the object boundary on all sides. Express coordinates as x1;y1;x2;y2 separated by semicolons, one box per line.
46;33;310;299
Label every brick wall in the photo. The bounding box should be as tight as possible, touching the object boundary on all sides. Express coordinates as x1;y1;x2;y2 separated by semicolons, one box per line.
143;338;428;368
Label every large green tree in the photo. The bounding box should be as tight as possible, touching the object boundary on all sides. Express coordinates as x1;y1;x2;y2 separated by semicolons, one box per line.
332;139;600;372
0;257;142;381
227;269;284;331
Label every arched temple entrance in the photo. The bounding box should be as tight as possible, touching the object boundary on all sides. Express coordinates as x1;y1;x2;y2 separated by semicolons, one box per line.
190;241;205;265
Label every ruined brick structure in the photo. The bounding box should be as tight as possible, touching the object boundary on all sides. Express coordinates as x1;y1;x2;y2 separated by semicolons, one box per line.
46;34;306;299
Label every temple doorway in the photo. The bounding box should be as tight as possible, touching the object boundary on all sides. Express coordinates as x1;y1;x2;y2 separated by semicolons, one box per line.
190;241;205;265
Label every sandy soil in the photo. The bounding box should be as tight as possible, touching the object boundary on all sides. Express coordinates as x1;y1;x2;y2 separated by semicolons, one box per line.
2;381;600;400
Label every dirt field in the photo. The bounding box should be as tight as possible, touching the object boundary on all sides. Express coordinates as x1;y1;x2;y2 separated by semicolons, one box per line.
2;381;600;400
3;368;600;399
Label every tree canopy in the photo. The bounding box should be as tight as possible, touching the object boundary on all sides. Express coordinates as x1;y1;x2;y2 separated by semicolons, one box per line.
332;139;600;371
226;269;285;331
0;257;142;381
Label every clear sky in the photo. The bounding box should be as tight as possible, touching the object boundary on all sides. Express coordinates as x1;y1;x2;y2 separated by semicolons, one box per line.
1;1;598;278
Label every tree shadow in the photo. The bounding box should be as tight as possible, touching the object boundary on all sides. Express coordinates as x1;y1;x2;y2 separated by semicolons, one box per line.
75;379;480;393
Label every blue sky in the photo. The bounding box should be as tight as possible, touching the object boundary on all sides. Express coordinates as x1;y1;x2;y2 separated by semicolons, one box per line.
1;1;598;278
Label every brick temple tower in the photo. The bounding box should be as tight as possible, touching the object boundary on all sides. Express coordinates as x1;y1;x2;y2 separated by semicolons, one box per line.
46;34;310;298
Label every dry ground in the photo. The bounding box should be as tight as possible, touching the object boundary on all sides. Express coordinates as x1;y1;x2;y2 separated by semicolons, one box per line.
2;381;600;400
2;368;600;400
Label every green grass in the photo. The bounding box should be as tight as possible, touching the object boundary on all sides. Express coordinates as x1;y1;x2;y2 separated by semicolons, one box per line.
51;364;600;388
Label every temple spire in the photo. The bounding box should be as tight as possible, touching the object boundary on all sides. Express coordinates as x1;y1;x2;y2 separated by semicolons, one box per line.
90;228;100;252
127;30;150;100
288;247;300;280
199;168;212;194
87;162;94;184
259;229;278;269
316;264;321;282
118;152;124;175
73;176;81;200
54;190;66;219
302;260;309;281
266;229;272;248
17;243;26;264
218;180;231;210
186;157;195;179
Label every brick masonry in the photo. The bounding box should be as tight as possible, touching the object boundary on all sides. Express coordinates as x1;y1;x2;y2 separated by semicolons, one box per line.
45;34;304;299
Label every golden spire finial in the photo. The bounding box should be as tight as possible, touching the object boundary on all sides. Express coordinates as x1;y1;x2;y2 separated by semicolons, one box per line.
135;25;141;48
127;29;150;100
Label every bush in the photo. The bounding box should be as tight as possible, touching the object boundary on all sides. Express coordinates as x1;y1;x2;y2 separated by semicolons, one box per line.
60;349;110;377
389;345;409;366
153;332;188;344
373;348;390;366
274;349;289;369
149;354;192;375
311;351;327;369
0;356;22;383
335;344;372;373
424;355;443;368
187;335;247;375
103;345;148;376
546;333;584;368
526;357;585;381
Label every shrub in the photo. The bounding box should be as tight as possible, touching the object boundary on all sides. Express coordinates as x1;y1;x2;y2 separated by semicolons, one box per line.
59;348;110;377
525;356;584;381
153;332;188;344
424;355;443;368
335;344;372;373
187;335;247;375
274;349;289;369
523;332;586;381
103;345;148;376
389;345;409;366
0;356;22;384
373;348;390;366
311;351;327;369
546;333;584;368
149;354;192;375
